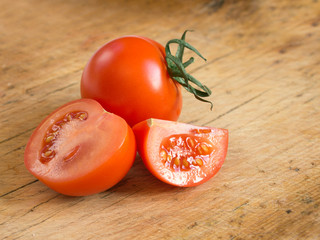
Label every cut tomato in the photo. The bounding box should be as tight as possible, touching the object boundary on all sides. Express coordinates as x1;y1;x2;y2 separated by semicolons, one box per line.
24;99;136;196
133;119;228;187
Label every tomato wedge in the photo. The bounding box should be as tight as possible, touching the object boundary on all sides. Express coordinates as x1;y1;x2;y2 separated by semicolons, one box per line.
24;99;136;196
133;119;228;187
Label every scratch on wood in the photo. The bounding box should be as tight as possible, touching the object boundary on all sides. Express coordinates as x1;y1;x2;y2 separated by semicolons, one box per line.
0;127;34;145
1;145;25;157
23;194;60;216
241;72;268;88
304;95;318;104
3;197;85;239
102;190;142;209
3;213;56;240
189;50;237;75
25;68;81;96
187;221;198;229
0;180;38;198
44;82;78;97
233;201;249;211
204;90;269;125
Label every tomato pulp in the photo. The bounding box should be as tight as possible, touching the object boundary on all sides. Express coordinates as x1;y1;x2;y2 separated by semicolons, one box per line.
133;119;228;187
81;36;182;126
24;99;136;196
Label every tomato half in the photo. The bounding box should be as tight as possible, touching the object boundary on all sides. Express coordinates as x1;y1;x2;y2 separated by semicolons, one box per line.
133;119;228;187
24;99;136;196
80;35;182;126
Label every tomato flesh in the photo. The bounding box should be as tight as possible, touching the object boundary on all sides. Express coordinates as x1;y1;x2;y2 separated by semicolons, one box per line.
133;119;228;187
24;99;136;196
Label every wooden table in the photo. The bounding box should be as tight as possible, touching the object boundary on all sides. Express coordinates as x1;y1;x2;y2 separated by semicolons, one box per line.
1;0;319;239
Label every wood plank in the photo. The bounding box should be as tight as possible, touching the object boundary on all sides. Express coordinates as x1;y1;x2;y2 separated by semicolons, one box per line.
1;0;319;239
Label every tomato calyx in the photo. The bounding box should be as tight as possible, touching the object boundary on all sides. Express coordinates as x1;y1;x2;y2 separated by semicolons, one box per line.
165;30;213;110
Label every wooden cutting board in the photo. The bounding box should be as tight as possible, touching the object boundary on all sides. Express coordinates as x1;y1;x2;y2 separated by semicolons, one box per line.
1;0;319;239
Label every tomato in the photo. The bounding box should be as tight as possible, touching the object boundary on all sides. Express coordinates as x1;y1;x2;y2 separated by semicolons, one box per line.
24;99;136;196
81;35;182;127
133;119;228;187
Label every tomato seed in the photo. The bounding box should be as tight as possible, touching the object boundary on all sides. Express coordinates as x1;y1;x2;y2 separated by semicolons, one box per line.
197;145;203;155
182;158;189;168
199;129;212;134
160;149;167;160
44;150;53;157
66;114;72;121
45;135;54;143
195;158;203;166
173;157;180;166
200;143;209;154
78;112;88;120
191;128;212;134
186;137;195;148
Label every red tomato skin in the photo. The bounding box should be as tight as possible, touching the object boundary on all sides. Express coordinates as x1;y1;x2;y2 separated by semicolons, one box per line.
133;119;228;187
24;99;137;196
81;36;182;127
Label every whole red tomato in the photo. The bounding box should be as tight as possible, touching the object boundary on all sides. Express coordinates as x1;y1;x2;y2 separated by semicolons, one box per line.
81;36;182;126
81;31;211;126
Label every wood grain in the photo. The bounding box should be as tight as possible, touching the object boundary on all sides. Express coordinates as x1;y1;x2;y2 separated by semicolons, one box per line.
1;0;319;239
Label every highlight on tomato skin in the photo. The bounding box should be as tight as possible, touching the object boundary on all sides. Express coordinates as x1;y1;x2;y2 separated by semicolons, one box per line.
133;119;228;187
24;99;137;196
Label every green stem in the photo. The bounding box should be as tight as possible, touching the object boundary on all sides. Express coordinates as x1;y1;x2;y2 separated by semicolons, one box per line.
165;30;213;110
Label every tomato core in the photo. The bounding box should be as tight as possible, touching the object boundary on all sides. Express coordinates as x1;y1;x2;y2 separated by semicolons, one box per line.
40;111;88;164
159;132;216;172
